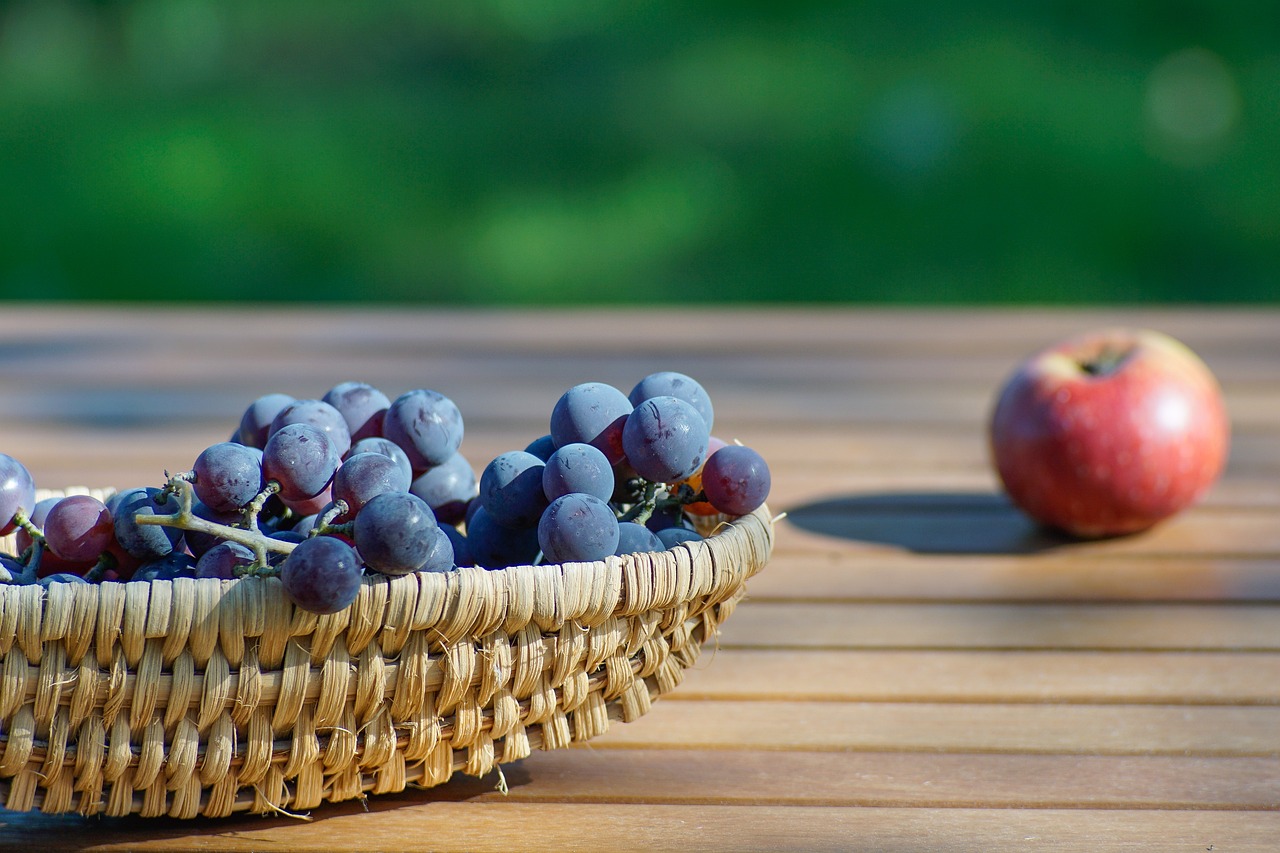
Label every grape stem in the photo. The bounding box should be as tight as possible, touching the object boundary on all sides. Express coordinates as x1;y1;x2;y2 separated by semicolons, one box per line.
134;477;297;572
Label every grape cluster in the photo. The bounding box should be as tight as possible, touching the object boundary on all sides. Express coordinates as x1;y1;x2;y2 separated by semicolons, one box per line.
0;372;770;616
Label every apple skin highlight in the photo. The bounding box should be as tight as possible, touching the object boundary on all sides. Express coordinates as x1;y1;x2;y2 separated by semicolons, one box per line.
989;328;1230;538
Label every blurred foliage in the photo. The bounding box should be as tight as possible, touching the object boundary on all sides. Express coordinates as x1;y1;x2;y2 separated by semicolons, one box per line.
0;1;1276;303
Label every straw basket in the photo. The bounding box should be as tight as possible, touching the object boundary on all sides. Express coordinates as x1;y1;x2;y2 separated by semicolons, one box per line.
0;488;773;818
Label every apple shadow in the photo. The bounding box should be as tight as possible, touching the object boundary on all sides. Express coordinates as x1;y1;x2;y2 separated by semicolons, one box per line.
785;491;1079;555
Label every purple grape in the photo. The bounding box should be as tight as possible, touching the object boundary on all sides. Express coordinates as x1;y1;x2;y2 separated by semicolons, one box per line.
542;443;614;503
479;451;548;528
15;495;60;554
352;491;440;575
614;520;662;556
629;371;714;434
262;423;341;501
656;527;703;549
466;505;539;570
332;451;412;518
323;381;391;443
550;383;632;465
383;389;464;471
132;552;198;581
538;493;620;563
195;541;256;579
184;499;243;559
621;396;709;483
701;445;771;516
40;572;89;587
409;452;477;526
269;399;353;458
236;393;295;448
113;487;184;560
280;535;364;614
416;526;455;574
193;442;264;513
0;453;36;536
348;437;413;484
524;434;557;461
43;495;115;563
441;524;472;568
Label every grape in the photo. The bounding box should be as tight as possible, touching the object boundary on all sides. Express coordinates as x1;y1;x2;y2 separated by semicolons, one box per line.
409;452;477;526
322;381;391;443
332;452;412;518
538;493;620;563
441;524;472;568
113;487;184;560
524;434;557;462
676;435;729;517
132;552;198;581
629;371;714;433
352;491;441;575
280;535;364;615
656;527;703;549
479;451;548;528
383;389;464;471
0;453;36;536
193;442;264;513
184;499;244;558
701;445;771;516
195;541;256;579
269;399;353;458
236;393;295;448
348;436;413;484
262;422;341;501
15;495;60;555
416;526;455;573
549;383;632;465
40;572;89;587
542;443;614;503
43;495;115;563
621;396;710;483
466;505;540;570
614;520;662;556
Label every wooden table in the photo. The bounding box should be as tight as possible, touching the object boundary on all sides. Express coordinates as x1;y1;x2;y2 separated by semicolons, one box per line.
1;306;1277;851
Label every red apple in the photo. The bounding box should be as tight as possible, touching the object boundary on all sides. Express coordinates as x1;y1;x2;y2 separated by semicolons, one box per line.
989;327;1229;537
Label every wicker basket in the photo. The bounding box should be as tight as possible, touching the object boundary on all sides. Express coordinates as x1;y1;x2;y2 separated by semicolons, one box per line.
0;488;773;818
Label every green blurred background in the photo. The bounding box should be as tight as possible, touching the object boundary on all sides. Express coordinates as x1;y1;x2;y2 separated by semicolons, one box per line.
2;1;1276;304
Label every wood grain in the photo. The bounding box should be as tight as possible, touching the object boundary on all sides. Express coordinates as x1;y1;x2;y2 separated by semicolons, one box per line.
1;306;1277;851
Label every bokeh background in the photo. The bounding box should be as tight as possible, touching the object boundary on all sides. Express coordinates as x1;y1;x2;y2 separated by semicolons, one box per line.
2;1;1275;304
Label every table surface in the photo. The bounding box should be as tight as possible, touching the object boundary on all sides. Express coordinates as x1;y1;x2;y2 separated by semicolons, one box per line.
0;305;1277;852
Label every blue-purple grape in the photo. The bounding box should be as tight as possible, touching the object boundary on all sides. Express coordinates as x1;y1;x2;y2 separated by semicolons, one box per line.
656;527;703;549
549;382;632;465
332;451;411;518
352;491;441;575
113;487;184;560
409;452;478;526
262;422;341;501
195;541;256;579
441;524;472;568
614;520;662;556
629;371;714;434
621;395;710;483
383;389;464;471
280;535;364;614
701;445;771;515
524;434;557;461
538;493;620;563
236;393;295;448
479;451;548;528
132;552;198;581
184;499;243;558
43;495;114;563
466;505;540;570
269;398;353;458
323;381;391;443
193;442;264;513
348;437;413;484
0;453;36;536
542;443;614;503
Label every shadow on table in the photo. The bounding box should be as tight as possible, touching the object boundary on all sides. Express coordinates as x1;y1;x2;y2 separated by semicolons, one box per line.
784;491;1080;555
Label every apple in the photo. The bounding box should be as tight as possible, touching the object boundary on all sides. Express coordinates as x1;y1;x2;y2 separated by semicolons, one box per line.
989;327;1229;538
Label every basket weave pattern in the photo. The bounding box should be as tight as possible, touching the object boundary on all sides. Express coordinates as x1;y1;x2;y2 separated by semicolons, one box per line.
0;492;773;818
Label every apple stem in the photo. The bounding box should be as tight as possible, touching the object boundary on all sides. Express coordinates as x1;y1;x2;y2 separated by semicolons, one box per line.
1080;345;1131;377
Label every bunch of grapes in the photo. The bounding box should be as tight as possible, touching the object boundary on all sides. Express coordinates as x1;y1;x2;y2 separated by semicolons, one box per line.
0;372;770;617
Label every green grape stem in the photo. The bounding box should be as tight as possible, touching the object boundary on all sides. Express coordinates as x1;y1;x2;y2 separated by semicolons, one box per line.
134;477;297;572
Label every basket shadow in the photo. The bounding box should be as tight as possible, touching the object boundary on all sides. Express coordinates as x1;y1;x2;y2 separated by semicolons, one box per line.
785;491;1077;555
